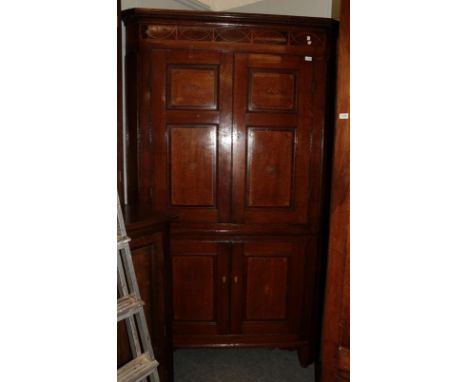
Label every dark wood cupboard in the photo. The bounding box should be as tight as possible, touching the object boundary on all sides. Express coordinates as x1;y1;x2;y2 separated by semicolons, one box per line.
122;8;337;367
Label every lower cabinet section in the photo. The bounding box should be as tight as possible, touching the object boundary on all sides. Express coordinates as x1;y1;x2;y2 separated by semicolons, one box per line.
117;211;173;382
172;236;313;354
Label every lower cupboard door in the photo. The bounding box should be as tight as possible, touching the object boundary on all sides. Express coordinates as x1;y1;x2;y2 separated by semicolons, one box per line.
171;240;230;339
230;240;305;336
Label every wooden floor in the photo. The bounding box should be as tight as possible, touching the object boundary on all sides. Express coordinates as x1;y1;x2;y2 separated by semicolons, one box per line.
174;348;315;382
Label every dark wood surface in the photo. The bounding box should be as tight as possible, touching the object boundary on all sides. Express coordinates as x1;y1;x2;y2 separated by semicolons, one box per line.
232;240;305;336
122;8;338;29
317;0;350;380
149;49;233;222
171;240;230;336
117;206;174;382
231;52;318;225
122;9;337;367
117;0;123;199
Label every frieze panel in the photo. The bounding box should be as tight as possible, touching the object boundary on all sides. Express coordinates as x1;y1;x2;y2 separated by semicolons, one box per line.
143;24;325;49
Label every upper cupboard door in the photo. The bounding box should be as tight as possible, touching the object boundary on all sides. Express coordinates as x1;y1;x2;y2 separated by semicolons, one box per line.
148;50;233;222
232;53;317;225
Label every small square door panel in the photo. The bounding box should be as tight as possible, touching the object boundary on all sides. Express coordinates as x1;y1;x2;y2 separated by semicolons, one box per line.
249;70;296;112
168;66;218;110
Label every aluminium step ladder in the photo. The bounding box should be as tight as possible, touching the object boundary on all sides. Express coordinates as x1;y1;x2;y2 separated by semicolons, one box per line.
117;197;160;382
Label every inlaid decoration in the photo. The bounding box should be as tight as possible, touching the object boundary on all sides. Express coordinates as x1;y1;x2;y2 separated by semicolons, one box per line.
252;30;288;45
144;24;326;49
145;25;176;40
215;27;251;42
178;26;213;41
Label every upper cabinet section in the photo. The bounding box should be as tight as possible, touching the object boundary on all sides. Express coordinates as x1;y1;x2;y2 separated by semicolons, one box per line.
123;9;337;232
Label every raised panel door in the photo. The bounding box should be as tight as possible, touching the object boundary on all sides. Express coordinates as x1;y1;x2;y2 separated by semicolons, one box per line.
230;240;306;336
232;53;319;225
171;240;230;342
148;50;233;222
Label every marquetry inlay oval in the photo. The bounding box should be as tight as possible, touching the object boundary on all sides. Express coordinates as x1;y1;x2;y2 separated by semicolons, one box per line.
215;27;251;42
145;25;176;40
179;26;213;41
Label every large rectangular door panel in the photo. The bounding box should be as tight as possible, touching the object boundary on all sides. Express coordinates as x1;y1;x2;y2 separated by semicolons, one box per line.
232;53;317;225
173;255;215;321
247;128;295;207
149;50;233;222
169;125;217;206
171;240;230;338
231;240;305;336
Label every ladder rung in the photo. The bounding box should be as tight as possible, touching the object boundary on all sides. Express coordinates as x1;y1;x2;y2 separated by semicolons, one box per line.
118;295;145;322
117;353;159;382
118;235;131;249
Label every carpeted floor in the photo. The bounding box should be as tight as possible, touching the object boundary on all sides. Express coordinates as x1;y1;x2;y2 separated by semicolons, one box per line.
173;348;315;382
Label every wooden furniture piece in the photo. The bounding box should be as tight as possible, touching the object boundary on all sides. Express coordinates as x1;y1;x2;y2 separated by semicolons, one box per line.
117;205;173;382
122;8;337;366
318;0;350;380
